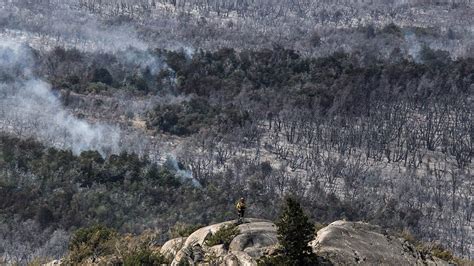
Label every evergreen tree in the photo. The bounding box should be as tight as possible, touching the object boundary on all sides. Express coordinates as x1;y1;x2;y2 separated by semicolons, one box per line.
259;196;318;265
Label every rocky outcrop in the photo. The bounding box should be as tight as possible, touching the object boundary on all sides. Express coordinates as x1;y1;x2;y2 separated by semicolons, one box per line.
310;220;450;266
46;219;453;265
165;218;277;265
164;219;451;266
161;237;187;261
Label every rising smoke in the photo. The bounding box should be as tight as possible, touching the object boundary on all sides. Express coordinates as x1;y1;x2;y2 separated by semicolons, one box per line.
0;1;148;53
121;48;167;75
0;40;122;157
404;31;422;63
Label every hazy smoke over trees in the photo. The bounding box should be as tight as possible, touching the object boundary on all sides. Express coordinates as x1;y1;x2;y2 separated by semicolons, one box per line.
0;40;122;156
0;0;472;264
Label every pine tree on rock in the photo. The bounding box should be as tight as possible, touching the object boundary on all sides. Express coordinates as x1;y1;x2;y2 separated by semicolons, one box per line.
274;196;317;265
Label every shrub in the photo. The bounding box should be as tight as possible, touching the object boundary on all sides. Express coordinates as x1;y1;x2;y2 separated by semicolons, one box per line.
169;222;203;238
146;98;218;136
123;247;168;266
27;257;51;266
400;230;458;263
67;225;116;263
86;82;109;93
314;222;327;235
309;32;321;47
92;68;113;85
35;206;54;228
177;258;191;266
257;253;288;266
430;244;454;262
400;228;417;245
382;23;402;37
205;224;239;248
127;74;149;91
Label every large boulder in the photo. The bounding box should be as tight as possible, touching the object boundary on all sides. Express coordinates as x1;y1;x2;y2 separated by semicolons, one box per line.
229;221;278;258
311;220;450;266
170;218;277;266
161;237;187;261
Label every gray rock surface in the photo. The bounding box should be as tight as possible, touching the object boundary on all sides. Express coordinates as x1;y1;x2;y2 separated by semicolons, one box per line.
43;260;62;266
310;220;450;266
170;218;277;266
168;219;451;265
161;237;187;261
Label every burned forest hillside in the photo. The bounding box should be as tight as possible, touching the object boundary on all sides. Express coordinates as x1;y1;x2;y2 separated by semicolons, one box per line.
0;0;472;264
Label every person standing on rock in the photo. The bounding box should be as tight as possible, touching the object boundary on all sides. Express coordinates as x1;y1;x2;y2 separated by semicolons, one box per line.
236;197;246;224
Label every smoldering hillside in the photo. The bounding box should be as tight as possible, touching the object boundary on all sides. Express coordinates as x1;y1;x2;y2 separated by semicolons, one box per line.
1;0;473;57
0;1;472;264
0;41;123;156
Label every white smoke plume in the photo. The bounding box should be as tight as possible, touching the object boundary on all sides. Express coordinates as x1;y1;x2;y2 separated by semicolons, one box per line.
121;48;167;75
0;40;121;157
404;31;422;63
0;1;148;53
164;155;201;187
